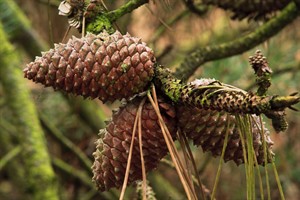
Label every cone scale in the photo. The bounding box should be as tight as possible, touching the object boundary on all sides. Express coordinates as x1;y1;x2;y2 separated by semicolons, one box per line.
177;105;274;165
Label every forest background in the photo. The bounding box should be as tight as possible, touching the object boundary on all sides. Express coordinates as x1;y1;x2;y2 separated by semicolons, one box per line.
0;0;300;199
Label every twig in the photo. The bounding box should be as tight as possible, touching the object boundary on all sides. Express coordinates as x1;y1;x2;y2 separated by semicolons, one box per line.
175;2;300;81
150;9;190;44
39;112;93;174
86;0;149;33
107;0;149;22
0;146;21;171
52;156;93;187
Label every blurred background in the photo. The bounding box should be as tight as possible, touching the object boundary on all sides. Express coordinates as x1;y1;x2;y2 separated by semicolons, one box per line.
0;0;299;199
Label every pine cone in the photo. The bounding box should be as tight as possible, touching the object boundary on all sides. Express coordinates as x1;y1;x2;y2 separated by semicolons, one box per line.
177;78;274;165
182;78;272;115
92;96;177;191
202;0;291;20
24;31;156;102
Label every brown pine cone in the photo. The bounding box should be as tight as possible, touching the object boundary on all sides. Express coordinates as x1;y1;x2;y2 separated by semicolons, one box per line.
177;78;274;165
92;96;177;191
203;0;291;20
24;31;156;102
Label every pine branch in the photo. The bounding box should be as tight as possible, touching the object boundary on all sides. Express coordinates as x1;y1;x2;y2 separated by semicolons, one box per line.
86;0;149;33
0;22;59;199
107;0;149;21
174;2;300;81
155;66;299;123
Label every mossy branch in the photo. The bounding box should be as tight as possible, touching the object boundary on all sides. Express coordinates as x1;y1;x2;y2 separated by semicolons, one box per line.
174;2;300;81
107;0;149;21
0;22;59;199
155;66;299;121
86;0;149;33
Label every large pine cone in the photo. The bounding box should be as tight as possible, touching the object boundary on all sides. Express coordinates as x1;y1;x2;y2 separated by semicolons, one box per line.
24;31;155;102
203;0;291;20
92;96;177;191
177;79;274;165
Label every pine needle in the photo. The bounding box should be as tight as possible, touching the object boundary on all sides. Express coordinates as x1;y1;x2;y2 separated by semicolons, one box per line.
119;98;146;200
82;16;86;37
236;114;255;200
177;132;197;197
180;132;206;200
47;0;54;44
272;162;285;200
211;118;230;199
251;116;265;200
148;85;197;200
62;26;71;43
259;116;271;200
254;152;264;200
138;102;147;200
146;6;172;32
245;116;255;200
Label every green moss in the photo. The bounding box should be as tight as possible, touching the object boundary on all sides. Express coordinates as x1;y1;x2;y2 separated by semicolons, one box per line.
86;14;115;34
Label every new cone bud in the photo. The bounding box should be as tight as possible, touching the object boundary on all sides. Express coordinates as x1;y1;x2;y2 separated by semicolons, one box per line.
24;31;155;102
92;96;177;191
